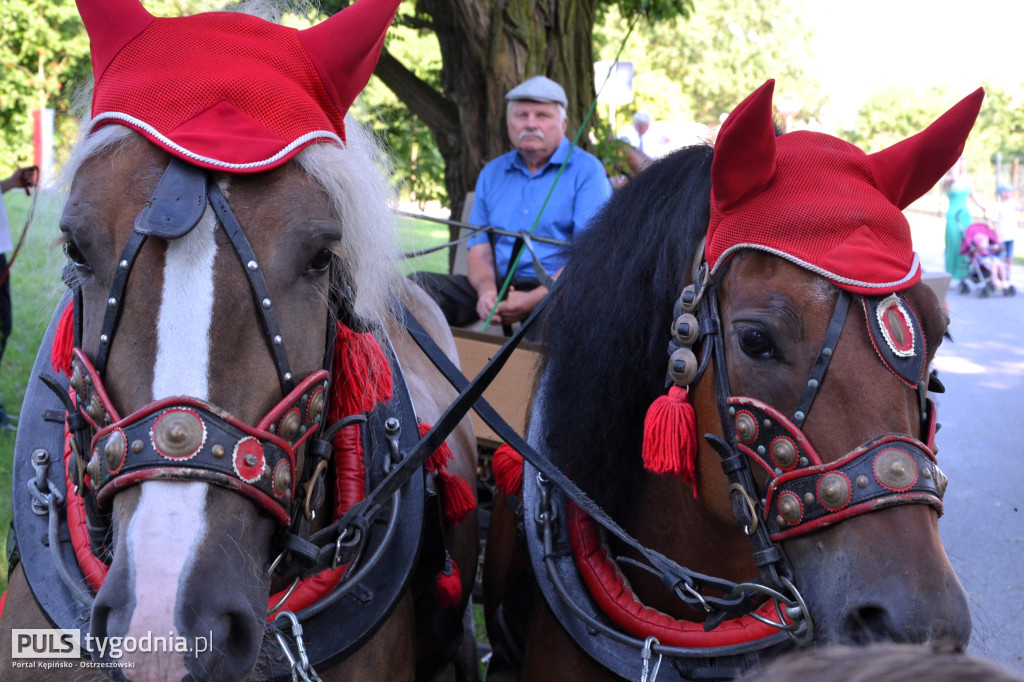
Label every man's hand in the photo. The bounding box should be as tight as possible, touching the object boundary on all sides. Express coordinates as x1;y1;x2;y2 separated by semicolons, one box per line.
476;289;501;324
1;166;38;194
497;286;547;323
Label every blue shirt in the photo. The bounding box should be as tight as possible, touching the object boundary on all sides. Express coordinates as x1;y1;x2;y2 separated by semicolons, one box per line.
468;137;611;279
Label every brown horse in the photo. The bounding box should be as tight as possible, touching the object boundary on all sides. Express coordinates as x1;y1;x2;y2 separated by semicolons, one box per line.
1;13;478;679
484;85;978;680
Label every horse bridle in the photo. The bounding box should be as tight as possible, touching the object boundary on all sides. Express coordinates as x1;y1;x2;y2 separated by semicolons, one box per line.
62;157;339;537
678;262;947;546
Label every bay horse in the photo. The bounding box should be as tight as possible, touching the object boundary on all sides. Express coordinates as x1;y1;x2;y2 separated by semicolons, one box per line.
484;82;979;680
1;3;477;680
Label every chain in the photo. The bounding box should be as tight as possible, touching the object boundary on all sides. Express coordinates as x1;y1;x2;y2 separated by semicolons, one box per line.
273;611;323;682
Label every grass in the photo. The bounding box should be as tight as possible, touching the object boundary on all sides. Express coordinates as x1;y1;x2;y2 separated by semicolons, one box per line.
0;198;456;593
0;191;70;592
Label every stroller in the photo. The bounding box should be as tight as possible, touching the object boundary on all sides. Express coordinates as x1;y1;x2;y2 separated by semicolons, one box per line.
958;222;1016;297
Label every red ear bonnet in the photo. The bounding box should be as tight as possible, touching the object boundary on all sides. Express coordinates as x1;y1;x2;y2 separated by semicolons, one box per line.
706;80;985;294
76;0;401;173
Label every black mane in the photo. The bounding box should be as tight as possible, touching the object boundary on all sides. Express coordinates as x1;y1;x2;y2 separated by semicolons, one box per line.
537;144;713;519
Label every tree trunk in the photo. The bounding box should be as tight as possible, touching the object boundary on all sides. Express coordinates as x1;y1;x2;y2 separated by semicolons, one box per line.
373;0;601;261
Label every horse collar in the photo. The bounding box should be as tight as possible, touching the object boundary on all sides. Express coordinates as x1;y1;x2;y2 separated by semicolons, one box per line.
12;301;430;675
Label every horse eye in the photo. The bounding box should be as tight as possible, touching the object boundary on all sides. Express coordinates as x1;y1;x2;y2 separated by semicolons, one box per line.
63;240;90;270
306;248;332;274
738;327;776;359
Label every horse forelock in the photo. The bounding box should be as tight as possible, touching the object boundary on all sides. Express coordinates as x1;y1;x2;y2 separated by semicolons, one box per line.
294;125;402;333
539;145;714;517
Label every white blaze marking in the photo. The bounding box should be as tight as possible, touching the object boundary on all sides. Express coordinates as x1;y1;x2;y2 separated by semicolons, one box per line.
123;203;219;673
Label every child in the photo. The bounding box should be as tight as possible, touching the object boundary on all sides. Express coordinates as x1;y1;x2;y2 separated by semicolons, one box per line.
992;183;1019;273
972;230;1015;295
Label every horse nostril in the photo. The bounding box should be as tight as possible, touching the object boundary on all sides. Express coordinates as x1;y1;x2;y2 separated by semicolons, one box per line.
185;608;265;680
844;604;894;645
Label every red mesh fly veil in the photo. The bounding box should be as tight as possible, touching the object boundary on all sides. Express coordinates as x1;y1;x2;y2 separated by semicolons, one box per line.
706;80;984;295
76;0;401;172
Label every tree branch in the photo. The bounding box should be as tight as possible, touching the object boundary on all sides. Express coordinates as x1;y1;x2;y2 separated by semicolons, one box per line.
373;48;460;140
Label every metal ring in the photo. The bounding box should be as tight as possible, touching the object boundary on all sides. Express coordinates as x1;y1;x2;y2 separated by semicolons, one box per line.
267;577;301;617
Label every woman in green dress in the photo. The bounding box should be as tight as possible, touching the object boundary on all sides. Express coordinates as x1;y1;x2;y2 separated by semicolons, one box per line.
943;157;986;281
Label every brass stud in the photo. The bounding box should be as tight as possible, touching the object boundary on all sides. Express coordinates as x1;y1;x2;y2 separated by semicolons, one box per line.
775;514;785;527
672;313;699;346
803;492;815;506
307;391;323;421
922;467;932;479
763;419;772;429
131;439;144;454
778;493;802;524
153;410;204;458
819;473;851;509
273;462;292;496
934;466;948;497
771;438;797;469
874;449;917;490
279;411;302;441
856;475;869;489
735;412;757;444
668;347;699;386
103;431;126;471
212;444;226;458
86;453;101;482
70;366;84;396
87;395;104;423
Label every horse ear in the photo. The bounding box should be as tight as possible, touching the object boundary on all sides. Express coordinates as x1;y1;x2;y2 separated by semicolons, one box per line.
299;0;401;122
76;0;154;80
867;88;985;210
711;79;778;211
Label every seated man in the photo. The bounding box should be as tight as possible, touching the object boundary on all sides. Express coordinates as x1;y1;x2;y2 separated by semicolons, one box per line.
414;75;611;327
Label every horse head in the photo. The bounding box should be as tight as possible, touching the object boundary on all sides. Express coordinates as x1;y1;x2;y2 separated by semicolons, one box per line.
51;1;422;679
496;81;980;679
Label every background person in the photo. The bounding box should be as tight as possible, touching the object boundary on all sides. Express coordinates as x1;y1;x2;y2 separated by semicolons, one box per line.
414;75;611;327
0;166;39;430
992;183;1019;273
941;156;986;283
618;111;653;155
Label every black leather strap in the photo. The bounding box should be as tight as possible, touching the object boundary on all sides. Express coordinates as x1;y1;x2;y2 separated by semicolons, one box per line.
792;291;850;426
93;231;147;377
208;183;295;396
399;301;758;615
134;157;208;239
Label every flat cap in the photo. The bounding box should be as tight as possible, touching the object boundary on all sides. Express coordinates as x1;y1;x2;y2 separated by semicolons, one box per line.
506;75;568;108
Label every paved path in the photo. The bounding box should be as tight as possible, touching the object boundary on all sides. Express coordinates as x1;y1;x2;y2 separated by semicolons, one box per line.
908;207;1024;675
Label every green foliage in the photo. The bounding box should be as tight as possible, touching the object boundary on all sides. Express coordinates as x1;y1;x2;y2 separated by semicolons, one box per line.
849;83;1024;196
353;19;447;207
0;0;89;172
595;0;819;130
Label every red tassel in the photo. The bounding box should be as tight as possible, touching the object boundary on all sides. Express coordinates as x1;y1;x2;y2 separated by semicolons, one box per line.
52;302;74;377
493;444;524;496
330;322;393;419
419;422;453;473
434;554;462;608
438;470;476;524
418;422;475;524
642;385;698;497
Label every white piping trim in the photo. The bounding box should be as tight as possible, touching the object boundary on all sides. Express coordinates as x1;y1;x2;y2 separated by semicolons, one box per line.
89;112;344;170
709;243;921;291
